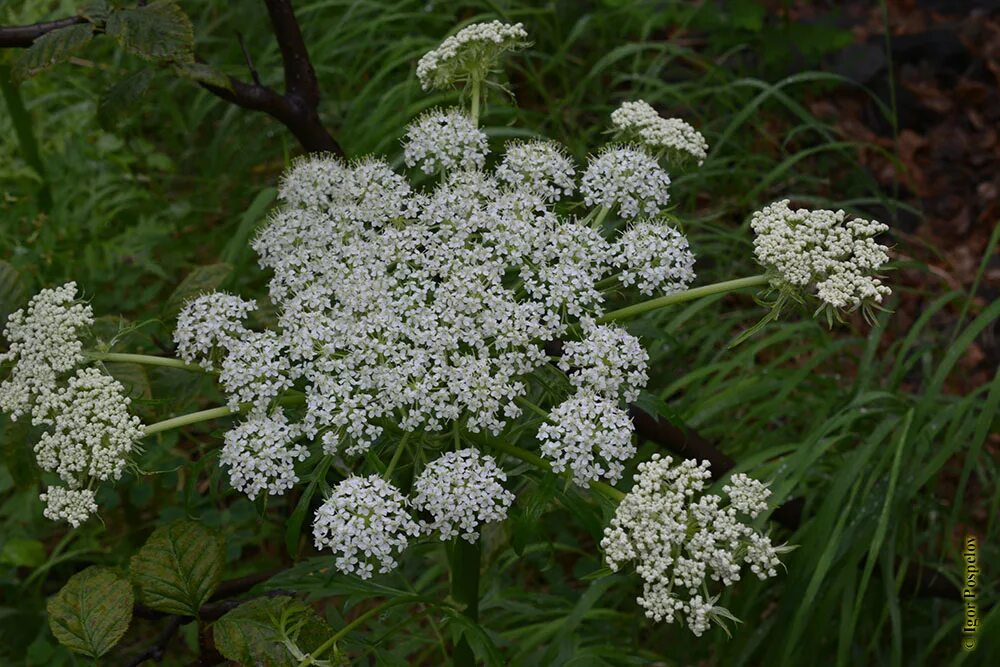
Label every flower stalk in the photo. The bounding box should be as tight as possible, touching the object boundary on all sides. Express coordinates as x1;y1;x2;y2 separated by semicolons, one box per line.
596;274;769;323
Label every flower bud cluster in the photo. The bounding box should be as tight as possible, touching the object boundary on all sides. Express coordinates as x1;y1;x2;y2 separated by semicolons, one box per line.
416;21;528;90
611;100;709;166
750;200;891;314
601;454;783;635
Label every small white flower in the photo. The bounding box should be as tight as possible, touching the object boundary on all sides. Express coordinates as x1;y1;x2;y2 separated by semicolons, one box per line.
537;389;635;486
404;108;488;175
413;448;515;542
174;292;256;370
560;322;649;402
221;408;309;500
581;146;671;219
0;282;93;423
416;21;528;90
40;486;98;528
614;221;697;296
611;100;708;166
33;367;143;486
312;475;421;579
495;140;575;202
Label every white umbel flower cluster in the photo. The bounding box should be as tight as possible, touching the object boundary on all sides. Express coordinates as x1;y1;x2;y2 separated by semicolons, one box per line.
403;109;488;174
174;292;255;370
40;487;98;528
750;200;891;312
416;21;528;90
537;390;635;486
0;283;93;422
312;475;421;579
412;448;515;542
581;146;672;219
601;455;783;636
614;221;697;296
220;408;308;500
495;140;576;202
611;100;709;166
559;322;649;403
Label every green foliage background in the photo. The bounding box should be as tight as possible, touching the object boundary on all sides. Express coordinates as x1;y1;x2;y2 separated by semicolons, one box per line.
1;1;997;665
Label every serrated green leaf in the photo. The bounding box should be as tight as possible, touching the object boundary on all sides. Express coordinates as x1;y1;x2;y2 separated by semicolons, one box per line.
213;596;335;667
105;1;194;63
12;23;93;83
97;68;156;129
47;566;133;659
79;1;111;23
129;520;224;616
0;260;26;330
164;263;233;317
173;62;232;90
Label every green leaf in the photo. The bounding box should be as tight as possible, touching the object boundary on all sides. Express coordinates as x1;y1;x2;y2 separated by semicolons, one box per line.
129;520;224;616
213;596;335;667
0;537;45;567
79;1;111;23
12;23;94;83
105;0;194;63
47;566;133;659
163;263;233;317
104;362;151;400
97;68;156;129
173;62;232;90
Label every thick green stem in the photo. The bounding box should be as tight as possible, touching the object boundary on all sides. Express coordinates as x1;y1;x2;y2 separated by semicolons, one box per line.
596;274;769;323
87;351;205;372
142;406;238;437
449;539;481;667
297;598;415;667
384;432;410;477
514;396;552;422
470;78;481;126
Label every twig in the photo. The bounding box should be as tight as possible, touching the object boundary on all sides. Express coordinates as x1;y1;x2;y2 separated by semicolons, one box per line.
0;3;341;154
123;616;182;667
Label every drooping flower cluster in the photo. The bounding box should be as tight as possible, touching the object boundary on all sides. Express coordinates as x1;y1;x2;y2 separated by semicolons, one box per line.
0;282;93;422
413;448;515;542
312;475;421;579
416;21;528;90
601;455;784;636
750;199;891;315
0;285;144;526
611;100;709;166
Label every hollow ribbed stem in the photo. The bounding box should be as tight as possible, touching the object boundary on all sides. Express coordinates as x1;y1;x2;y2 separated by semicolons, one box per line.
87;352;205;372
142;406;238;437
596;274;769;323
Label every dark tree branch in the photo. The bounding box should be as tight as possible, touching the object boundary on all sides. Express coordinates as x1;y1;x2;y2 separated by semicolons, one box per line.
124;616;182;667
0;16;86;48
0;4;341;154
263;0;321;108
